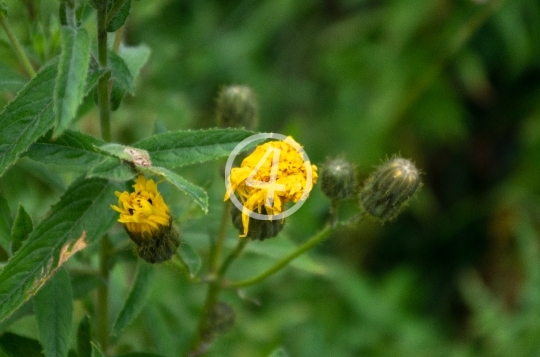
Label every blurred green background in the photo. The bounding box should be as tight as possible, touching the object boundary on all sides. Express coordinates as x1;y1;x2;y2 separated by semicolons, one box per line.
2;0;540;356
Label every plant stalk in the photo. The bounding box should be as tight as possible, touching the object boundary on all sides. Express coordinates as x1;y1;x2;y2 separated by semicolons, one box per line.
105;0;129;26
0;12;36;78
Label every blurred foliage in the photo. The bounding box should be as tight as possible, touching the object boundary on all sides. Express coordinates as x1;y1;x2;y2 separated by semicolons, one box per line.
2;0;540;356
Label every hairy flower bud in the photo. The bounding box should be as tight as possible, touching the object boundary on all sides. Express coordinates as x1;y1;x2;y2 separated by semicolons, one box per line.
360;157;421;222
320;158;357;200
231;206;284;241
216;85;259;129
128;218;180;264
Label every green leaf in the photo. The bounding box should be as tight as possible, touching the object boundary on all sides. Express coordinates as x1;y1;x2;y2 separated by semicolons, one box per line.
0;62;56;176
141;166;208;213
109;50;134;111
107;0;131;32
90;343;103;357
71;271;104;300
0;62;26;94
76;316;91;357
179;242;201;276
33;267;73;357
135;128;255;169
0;196;12;253
87;157;135;181
53;26;91;138
118;44;150;83
113;261;154;334
0;332;44;357
10;204;33;255
0;178;121;322
116;354;167;357
24;130;106;171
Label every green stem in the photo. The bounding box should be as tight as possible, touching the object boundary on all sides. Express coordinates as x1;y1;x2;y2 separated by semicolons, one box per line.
105;0;129;26
97;235;110;352
0;12;36;78
96;2;111;352
227;225;333;288
190;237;247;356
97;1;111;142
209;201;230;273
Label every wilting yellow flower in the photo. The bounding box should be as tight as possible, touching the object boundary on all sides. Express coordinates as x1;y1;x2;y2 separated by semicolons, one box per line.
225;137;318;237
111;175;170;237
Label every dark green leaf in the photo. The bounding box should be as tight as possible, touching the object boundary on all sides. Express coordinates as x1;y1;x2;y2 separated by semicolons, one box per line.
76;316;91;357
85;63;106;95
87;157;135;181
0;62;56;176
10;204;33;255
135;128;255;169
33;267;73;357
0;178;121;321
0;196;12;253
90;343;103;357
141;166;208;213
108;50;133;110
113;261;154;334
24;130;106;171
179;242;201;277
53;26;91;138
0;332;44;357
107;0;131;32
0;62;26;94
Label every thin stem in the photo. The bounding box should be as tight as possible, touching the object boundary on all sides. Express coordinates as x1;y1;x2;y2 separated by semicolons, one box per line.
0;12;35;78
227;225;333;288
112;25;124;53
328;199;339;227
96;1;111;352
218;238;248;276
97;235;110;351
97;1;111;142
210;201;230;273
105;0;129;26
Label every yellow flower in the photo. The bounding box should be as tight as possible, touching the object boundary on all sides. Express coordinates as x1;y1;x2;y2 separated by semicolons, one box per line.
225;137;318;237
111;175;170;238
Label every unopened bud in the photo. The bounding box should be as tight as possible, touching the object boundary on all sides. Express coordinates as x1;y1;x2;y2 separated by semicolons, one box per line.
231;206;284;241
127;218;180;263
216;85;259;129
360;157;421;222
320;158;357;200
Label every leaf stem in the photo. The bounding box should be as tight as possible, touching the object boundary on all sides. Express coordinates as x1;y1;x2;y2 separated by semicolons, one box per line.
97;234;110;352
209;201;230;273
0;12;36;78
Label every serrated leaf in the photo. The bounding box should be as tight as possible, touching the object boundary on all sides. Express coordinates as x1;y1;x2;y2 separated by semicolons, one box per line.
0;62;26;94
90;343;103;357
53;26;91;138
0;178;121;322
10;204;33;255
141;166;208;213
113;261;154;334
33;267;73;357
118;44;150;83
76;316;91;357
135;128;255;169
0;196;12;253
87;157;135;181
179;242;201;276
0;62;56;176
107;0;131;32
0;332;44;357
24;130;107;171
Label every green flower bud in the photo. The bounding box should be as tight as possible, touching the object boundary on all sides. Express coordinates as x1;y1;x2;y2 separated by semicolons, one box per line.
231;206;284;241
216;85;259;130
126;218;180;263
320;158;357;200
360;157;421;222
